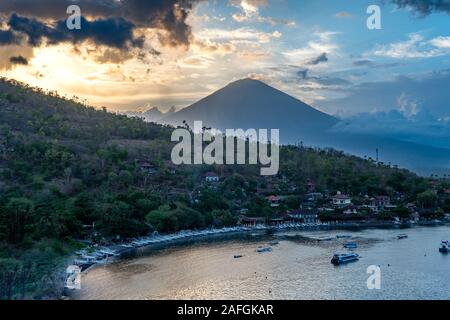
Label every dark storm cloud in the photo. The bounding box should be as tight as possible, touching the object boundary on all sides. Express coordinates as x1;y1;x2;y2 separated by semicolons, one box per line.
0;0;202;47
307;52;328;65
7;14;143;49
7;14;67;47
390;0;450;15
9;55;28;65
0;29;22;45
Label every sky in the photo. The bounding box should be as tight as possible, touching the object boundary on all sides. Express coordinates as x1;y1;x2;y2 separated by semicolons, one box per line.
0;0;449;119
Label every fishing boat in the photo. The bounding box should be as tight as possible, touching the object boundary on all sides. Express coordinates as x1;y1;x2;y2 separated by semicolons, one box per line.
439;240;449;253
331;253;359;265
343;242;358;249
317;237;333;242
99;248;120;257
397;234;408;240
120;243;134;248
256;247;273;253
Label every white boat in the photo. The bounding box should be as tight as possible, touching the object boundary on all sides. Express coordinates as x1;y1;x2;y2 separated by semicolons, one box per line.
100;249;119;256
331;252;359;265
336;234;352;239
439;240;449;253
80;255;98;262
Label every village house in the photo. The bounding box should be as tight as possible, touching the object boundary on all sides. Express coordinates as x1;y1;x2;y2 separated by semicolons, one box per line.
443;189;450;198
371;196;391;207
305;192;323;202
239;208;249;215
267;195;281;207
268;213;288;225
139;162;157;175
204;172;220;183
318;206;335;213
332;192;352;206
238;215;266;226
363;196;396;213
305;180;316;193
410;211;420;222
343;206;358;215
300;198;316;210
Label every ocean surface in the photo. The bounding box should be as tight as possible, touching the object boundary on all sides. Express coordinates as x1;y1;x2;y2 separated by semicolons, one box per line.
74;225;450;300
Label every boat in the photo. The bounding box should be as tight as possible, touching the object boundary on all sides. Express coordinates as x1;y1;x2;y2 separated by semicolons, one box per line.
80;255;99;262
397;234;408;240
439;240;449;253
234;255;243;259
99;249;120;257
331;252;359;265
336;235;351;239
343;242;358;249
316;237;333;242
120;243;134;248
268;241;279;246
256;247;273;253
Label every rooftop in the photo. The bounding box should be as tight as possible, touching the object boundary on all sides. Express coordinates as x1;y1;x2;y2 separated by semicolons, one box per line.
332;194;351;199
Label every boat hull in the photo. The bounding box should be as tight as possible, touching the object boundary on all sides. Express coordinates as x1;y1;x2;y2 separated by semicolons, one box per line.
331;253;359;265
331;258;359;265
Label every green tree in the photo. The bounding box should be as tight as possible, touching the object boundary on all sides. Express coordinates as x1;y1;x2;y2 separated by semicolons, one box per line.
417;190;438;209
3;198;34;243
392;206;410;220
146;205;178;232
211;209;236;227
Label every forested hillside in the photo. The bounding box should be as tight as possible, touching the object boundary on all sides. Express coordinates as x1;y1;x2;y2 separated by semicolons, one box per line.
0;78;435;298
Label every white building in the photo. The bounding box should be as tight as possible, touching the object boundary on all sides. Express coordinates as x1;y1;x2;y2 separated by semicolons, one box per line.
332;192;352;206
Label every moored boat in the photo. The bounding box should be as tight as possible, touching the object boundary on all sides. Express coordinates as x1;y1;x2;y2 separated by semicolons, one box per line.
256;247;272;253
343;242;358;249
317;237;333;241
331;252;359;265
397;234;408;240
439;240;449;253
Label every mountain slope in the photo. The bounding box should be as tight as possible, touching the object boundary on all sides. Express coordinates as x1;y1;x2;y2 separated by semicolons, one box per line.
142;107;163;121
162;78;338;141
161;78;450;175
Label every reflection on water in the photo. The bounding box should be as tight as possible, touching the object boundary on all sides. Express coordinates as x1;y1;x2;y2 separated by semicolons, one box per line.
74;226;450;300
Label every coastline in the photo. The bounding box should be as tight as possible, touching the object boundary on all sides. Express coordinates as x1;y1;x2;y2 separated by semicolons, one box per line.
63;219;448;297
